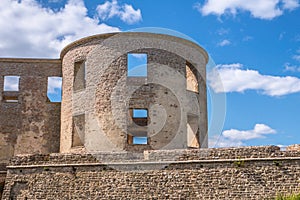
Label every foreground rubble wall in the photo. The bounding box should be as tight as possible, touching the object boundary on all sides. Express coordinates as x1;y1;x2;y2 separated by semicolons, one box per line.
2;146;300;199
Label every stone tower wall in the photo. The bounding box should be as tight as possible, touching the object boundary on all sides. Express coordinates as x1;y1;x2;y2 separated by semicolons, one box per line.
60;32;208;153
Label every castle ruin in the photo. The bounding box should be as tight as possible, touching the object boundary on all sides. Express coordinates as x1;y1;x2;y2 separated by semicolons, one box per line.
0;32;299;199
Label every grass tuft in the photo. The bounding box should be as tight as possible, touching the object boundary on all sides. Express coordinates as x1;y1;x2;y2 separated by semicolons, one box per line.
275;193;300;200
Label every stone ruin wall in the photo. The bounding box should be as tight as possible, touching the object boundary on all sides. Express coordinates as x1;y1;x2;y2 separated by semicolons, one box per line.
0;58;62;197
1;33;299;199
60;33;208;153
0;58;61;163
287;144;300;151
1;146;300;199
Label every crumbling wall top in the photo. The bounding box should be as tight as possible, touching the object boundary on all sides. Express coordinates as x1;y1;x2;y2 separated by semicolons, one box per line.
60;32;209;63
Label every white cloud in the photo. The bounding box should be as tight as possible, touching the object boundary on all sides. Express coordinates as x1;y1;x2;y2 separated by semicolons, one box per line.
218;39;231;46
284;63;300;72
193;2;202;13
209;135;244;148
47;77;62;94
223;124;276;141
217;63;243;68
282;0;300;10
289;49;300;62
208;63;300;96
210;124;276;147
97;0;142;24
196;0;300;20
217;28;230;35
293;54;300;62
0;0;120;58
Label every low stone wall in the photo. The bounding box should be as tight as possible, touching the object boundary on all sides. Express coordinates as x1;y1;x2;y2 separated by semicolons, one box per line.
145;145;293;161
9;146;300;166
2;146;300;199
0;163;6;198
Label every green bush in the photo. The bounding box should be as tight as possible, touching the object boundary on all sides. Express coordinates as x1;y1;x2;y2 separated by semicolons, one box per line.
233;158;245;168
276;193;300;200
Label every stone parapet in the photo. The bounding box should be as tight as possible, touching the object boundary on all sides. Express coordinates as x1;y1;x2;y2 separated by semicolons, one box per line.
9;145;300;166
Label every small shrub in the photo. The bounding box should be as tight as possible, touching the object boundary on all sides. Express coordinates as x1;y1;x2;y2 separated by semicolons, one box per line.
233;158;245;168
276;193;300;200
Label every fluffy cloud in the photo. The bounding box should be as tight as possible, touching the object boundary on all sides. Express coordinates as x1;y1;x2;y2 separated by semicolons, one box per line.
210;124;276;147
217;63;243;68
97;0;142;24
195;0;300;20
218;39;231;46
223;124;276;141
284;63;300;72
208;63;300;96
282;0;300;9
293;55;300;61
0;0;121;58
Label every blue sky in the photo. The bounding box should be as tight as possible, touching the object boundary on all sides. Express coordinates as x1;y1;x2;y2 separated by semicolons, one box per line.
1;0;300;148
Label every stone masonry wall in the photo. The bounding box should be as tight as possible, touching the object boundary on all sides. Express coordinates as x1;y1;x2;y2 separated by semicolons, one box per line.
0;164;6;198
60;32;208;153
287;144;300;151
0;58;61;164
2;146;300;199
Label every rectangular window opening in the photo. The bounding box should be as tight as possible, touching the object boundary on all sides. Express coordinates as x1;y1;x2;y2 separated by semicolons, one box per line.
131;108;148;126
133;136;148;145
47;77;62;102
186;63;199;93
72;114;85;148
3;76;20;91
133;109;148;118
74;60;86;91
127;53;147;77
128;108;148;145
187;115;200;148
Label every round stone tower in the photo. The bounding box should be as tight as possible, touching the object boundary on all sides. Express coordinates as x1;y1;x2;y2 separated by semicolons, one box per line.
60;32;208;153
